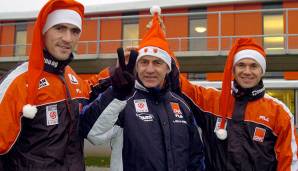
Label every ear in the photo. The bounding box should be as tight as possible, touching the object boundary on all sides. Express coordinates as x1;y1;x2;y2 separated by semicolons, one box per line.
166;67;170;74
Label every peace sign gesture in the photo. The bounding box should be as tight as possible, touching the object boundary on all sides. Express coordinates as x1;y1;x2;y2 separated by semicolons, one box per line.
111;47;138;100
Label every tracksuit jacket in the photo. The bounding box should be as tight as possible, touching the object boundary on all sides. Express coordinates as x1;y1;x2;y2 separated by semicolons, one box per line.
80;80;205;171
179;75;298;171
0;51;100;170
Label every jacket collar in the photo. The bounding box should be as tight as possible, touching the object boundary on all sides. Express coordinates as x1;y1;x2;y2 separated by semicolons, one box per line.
43;49;73;75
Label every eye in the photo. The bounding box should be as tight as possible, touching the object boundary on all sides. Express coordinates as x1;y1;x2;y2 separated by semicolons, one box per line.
153;60;164;65
139;59;149;65
53;25;64;31
236;62;245;68
71;28;81;35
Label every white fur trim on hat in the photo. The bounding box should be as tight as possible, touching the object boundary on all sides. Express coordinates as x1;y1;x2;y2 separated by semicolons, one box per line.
233;49;266;74
22;104;37;119
138;46;172;71
42;9;82;34
216;128;227;140
150;5;161;15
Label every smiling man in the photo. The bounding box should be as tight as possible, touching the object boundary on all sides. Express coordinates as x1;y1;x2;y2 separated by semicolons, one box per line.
178;38;298;171
0;0;107;170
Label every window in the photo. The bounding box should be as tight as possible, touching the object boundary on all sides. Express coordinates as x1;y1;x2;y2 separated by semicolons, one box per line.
14;23;27;56
263;3;284;50
189;8;207;51
122;13;139;48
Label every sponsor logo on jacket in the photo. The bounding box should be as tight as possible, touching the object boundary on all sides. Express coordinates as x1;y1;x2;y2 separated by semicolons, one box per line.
253;127;266;142
39;78;49;89
134;99;149;113
136;113;154;122
171;102;183;119
68;74;78;84
46;104;59;126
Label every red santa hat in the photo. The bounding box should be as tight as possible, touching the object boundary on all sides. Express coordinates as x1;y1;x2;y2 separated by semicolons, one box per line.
137;6;178;71
22;0;84;119
216;38;266;140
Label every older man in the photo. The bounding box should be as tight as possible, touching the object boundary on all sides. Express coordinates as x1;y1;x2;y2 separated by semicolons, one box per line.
80;7;205;171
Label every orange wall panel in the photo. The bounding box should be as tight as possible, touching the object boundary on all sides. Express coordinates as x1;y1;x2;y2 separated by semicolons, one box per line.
206;72;224;81
207;4;263;51
100;14;122;53
234;4;263;46
163;8;188;51
78;19;98;54
0;25;15;57
284;72;298;80
26;22;34;56
207;5;234;51
283;1;298;49
139;11;151;43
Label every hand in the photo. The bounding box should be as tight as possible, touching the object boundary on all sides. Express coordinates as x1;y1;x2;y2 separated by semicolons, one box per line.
111;47;138;100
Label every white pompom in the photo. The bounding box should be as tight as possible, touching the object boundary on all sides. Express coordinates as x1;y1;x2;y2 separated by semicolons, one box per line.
150;5;161;15
22;104;37;119
216;128;227;140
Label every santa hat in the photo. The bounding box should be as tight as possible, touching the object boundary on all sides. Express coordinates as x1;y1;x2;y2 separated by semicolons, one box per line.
22;0;84;119
137;6;178;71
216;38;266;140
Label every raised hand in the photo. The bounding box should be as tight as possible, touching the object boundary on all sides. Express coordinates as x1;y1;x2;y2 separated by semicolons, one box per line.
111;47;138;100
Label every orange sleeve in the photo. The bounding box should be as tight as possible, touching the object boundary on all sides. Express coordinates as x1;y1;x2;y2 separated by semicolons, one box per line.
86;67;111;88
274;108;298;171
179;74;221;112
0;77;26;154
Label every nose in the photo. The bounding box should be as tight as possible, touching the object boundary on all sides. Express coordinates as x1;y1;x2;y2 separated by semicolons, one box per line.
62;30;72;43
145;63;155;73
243;66;251;74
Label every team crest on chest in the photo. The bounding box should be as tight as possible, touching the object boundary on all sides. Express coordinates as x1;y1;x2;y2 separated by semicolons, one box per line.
134;99;149;113
171;102;183;118
253;127;266;142
39;78;50;89
46;104;59;126
68;74;78;84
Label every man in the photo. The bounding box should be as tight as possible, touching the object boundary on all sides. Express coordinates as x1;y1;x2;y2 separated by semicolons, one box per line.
80;7;205;171
177;38;298;171
0;0;105;170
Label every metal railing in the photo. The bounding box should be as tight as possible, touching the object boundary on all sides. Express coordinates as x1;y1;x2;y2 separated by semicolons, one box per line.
1;7;298;57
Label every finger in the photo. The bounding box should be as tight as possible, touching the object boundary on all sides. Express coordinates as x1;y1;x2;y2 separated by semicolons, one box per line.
117;47;126;70
127;50;138;73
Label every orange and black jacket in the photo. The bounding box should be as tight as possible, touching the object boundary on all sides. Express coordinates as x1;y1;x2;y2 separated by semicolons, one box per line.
0;52;107;170
179;75;298;171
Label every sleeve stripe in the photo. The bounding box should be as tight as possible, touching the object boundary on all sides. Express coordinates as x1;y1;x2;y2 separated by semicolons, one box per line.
290;117;298;171
0;62;28;103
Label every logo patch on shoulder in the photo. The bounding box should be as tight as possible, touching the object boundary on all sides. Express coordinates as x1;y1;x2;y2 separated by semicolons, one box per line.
46;104;59;126
134;99;149;113
68;74;78;84
39;78;49;89
253;127;266;142
171;102;183;118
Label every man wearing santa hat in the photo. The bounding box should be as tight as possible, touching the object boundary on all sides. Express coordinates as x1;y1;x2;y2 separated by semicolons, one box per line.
177;38;298;171
0;0;110;170
79;6;205;171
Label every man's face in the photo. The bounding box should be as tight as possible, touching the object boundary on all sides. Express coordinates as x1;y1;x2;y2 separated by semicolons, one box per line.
44;23;81;61
233;58;263;88
136;55;170;89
